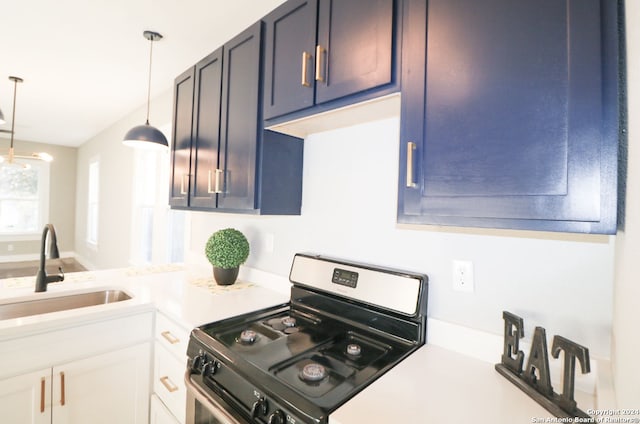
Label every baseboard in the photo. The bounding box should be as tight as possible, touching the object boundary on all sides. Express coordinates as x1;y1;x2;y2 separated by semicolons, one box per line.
0;251;76;264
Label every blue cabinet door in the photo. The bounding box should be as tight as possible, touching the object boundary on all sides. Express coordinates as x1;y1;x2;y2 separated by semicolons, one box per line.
398;0;622;234
264;0;396;121
315;0;394;104
169;67;195;208
263;0;318;120
218;22;262;211
190;48;223;209
169;20;304;215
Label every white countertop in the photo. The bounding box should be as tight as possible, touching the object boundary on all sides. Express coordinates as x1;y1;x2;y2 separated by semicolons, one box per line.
331;344;554;424
0;265;290;340
0;266;603;423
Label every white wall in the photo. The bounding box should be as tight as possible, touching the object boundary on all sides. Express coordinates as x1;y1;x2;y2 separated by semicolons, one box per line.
74;91;172;269
189;117;615;359
611;0;640;409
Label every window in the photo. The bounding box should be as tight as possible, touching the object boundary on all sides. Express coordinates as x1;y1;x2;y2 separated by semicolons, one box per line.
0;159;50;239
87;158;99;247
130;126;188;266
132;151;157;263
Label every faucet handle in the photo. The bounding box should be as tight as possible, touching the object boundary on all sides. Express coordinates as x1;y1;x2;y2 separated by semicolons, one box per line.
45;267;65;284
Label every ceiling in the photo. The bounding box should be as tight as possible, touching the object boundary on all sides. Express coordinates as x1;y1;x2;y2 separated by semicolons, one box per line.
0;0;286;147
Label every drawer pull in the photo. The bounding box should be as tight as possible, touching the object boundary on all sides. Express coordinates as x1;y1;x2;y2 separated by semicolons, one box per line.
40;377;45;413
160;376;179;393
161;330;180;345
60;372;65;406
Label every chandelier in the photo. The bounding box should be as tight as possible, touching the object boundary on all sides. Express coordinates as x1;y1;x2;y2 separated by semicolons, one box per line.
0;76;53;165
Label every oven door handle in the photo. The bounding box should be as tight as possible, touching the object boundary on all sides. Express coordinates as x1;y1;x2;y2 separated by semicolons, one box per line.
184;370;246;424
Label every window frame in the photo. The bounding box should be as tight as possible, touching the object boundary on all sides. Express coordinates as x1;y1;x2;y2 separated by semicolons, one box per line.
0;159;51;241
86;156;100;249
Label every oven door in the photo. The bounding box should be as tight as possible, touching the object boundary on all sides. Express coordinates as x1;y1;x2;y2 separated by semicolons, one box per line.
184;370;250;424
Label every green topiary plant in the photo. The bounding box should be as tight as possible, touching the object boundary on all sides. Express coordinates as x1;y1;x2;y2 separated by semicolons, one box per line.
205;228;250;269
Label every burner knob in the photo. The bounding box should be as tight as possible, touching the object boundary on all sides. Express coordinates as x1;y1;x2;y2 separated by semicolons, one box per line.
202;360;219;377
268;410;285;424
251;397;268;418
190;353;207;374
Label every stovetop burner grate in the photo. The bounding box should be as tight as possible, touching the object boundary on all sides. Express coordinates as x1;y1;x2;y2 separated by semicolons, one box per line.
273;353;356;398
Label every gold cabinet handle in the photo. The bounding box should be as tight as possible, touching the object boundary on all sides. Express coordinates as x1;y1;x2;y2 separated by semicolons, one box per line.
180;174;188;195
406;142;417;188
40;377;46;413
60;372;65;406
161;330;180;345
207;169;224;194
301;51;311;87
160;376;179;393
215;169;225;194
315;45;326;82
207;170;215;194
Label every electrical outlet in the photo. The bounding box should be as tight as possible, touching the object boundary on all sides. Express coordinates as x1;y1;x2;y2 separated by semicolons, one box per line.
452;260;474;293
7;244;14;252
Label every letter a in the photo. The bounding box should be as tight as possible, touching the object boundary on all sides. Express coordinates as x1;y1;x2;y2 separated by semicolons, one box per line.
524;327;553;396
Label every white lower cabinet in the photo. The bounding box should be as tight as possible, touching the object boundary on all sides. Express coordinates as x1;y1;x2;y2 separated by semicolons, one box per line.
51;343;150;423
150;394;180;424
0;343;150;424
153;312;189;424
0;310;153;424
0;368;51;424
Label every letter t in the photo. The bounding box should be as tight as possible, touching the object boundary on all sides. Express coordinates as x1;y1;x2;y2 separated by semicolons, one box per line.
551;335;591;413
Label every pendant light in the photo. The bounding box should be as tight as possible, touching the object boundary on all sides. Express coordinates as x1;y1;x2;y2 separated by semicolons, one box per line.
0;76;54;165
122;30;168;150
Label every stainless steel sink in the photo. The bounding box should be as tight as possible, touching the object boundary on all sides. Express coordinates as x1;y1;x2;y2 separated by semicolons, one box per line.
0;289;132;320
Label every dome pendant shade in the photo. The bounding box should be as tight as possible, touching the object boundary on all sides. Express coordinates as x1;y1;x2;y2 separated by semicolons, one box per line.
123;122;168;149
123;30;168;150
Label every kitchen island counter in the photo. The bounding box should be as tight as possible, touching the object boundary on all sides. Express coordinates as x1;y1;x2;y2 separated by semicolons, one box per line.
0;265;290;340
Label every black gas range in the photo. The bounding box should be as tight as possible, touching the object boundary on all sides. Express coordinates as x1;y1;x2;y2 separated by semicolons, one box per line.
185;253;428;424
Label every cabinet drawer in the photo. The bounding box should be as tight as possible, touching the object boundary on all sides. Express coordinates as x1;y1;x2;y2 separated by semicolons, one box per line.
155;313;189;360
154;342;186;423
151;394;181;424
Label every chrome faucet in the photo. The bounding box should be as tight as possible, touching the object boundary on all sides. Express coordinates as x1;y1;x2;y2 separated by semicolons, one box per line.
35;224;65;292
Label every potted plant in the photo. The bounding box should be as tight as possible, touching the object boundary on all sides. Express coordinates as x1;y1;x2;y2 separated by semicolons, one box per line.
205;228;250;285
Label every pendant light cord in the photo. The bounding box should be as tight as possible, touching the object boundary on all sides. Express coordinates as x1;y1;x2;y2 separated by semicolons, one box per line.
145;36;154;126
9;78;18;149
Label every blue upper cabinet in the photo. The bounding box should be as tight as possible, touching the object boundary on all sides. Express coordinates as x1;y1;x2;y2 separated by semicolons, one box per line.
217;24;262;211
169;67;195;208
169;22;304;215
189;48;223;209
398;0;623;234
263;0;317;120
263;0;397;122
